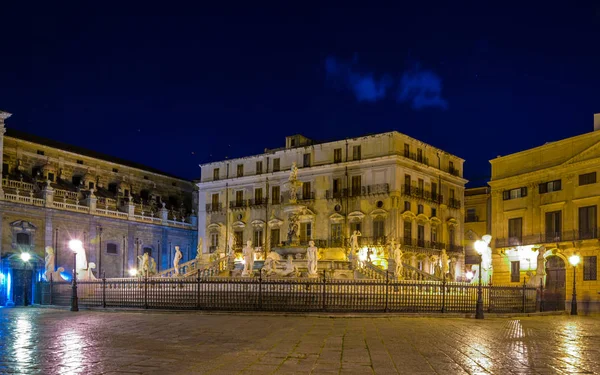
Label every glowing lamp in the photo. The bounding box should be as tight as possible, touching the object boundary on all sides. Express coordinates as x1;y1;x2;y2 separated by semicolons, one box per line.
569;254;581;267
128;268;138;277
20;252;31;262
466;271;474;280
69;239;83;253
474;240;487;255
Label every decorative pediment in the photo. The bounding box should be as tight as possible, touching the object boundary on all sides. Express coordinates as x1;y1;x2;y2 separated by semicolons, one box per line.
369;208;388;218
207;223;223;231
232;220;246;229
416;213;430;224
430;216;442;226
465;229;478;240
251;219;265;228
299;208;316;222
348;211;365;223
561;140;600;166
329;213;345;223
446;217;459;228
401;211;416;221
268;217;283;228
10;220;37;231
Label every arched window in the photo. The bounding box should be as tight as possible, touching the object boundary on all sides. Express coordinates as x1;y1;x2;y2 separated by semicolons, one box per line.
373;217;385;244
16;233;30;245
106;243;118;254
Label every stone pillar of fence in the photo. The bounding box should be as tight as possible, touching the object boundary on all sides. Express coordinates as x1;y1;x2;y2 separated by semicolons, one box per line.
42;181;54;207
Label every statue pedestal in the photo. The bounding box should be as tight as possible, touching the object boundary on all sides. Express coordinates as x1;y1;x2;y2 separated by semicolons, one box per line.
241;269;253;277
307;272;318;278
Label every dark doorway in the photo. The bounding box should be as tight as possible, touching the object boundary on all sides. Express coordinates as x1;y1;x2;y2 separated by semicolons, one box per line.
12;268;33;306
545;256;566;311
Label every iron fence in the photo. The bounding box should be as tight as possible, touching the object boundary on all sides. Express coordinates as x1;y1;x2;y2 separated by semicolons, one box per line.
41;272;539;314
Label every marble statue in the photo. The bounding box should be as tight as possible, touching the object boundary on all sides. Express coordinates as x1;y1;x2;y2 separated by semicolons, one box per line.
148;256;157;275
43;246;66;281
480;243;493;284
281;255;299;277
306;240;318;277
393;244;403;278
350;230;361;254
137;253;150;276
441;249;449;278
536;247;546;277
75;246;97;281
366;248;373;263
196;238;203;260
288;162;300;201
449;257;456;281
173;246;183;276
242;240;255;277
287;213;299;244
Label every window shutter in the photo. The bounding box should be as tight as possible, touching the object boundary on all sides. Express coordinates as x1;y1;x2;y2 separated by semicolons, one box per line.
503;191;510;200
556;180;561;190
521;187;527;197
539;183;546;194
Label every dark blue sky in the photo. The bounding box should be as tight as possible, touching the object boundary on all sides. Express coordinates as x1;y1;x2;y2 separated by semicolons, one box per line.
2;4;600;185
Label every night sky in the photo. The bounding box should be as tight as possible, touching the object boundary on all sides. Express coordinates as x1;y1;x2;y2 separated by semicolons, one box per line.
2;4;600;186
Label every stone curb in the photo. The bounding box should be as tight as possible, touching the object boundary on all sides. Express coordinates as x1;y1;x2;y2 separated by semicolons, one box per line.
31;304;568;318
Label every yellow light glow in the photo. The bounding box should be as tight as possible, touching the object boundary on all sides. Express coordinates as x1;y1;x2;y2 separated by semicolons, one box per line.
466;271;474;280
128;268;138;277
569;254;580;267
474;240;487;255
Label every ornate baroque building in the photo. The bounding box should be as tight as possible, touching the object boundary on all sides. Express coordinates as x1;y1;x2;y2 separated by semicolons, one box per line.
0;111;197;305
489;117;600;309
197;131;467;277
463;187;491;269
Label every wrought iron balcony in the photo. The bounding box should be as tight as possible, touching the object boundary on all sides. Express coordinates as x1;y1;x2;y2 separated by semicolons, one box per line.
401;185;443;204
449;167;460;177
448;198;461;209
205;203;222;213
229;200;247;210
364;183;389;195
325;189;347;200
271;195;282;205
495;229;600;248
465;215;479;223
248;198;266;207
298;191;315;201
403;151;430;166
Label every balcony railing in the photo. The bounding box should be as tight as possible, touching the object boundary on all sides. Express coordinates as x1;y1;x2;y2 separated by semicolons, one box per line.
205;203;222;213
248;198;266;207
298;192;315;201
325;190;346;200
401;185;443;204
495;228;600;248
403;151;430;166
449;167;460;177
448;198;461;209
229;200;247;210
465;215;479;223
364;183;390;195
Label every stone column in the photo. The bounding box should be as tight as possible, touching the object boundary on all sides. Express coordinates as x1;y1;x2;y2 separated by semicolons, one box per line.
0;111;11;199
127;195;135;218
84;189;97;213
42;181;54;207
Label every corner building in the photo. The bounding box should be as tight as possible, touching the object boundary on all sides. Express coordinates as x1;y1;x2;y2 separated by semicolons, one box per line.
198;132;467;278
0;111;197;306
490;122;600;310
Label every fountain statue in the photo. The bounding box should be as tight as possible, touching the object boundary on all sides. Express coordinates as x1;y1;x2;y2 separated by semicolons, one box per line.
441;249;449;278
287;162;301;204
138;253;149;276
306;240;318;277
195;238;203;260
392;244;403;278
173;246;183;276
241;240;255;277
43;246;66;281
350;230;361;255
75;246;96;281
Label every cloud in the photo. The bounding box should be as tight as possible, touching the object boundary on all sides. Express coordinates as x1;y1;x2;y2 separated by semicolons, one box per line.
324;55;448;110
397;69;448;110
325;56;393;102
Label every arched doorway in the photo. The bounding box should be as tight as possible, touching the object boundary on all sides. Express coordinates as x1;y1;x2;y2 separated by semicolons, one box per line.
545;255;566;311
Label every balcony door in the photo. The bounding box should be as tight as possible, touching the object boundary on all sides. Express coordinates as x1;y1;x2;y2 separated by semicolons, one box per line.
545;211;562;241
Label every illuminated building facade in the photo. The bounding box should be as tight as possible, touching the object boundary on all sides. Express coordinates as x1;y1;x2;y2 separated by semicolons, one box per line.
197;131;467;278
0;111;197;306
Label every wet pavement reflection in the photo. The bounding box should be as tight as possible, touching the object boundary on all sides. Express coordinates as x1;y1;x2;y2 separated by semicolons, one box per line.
0;308;599;374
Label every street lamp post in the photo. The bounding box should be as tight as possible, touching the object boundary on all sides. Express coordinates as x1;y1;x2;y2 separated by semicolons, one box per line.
20;252;31;306
69;239;82;312
569;254;580;316
474;235;492;320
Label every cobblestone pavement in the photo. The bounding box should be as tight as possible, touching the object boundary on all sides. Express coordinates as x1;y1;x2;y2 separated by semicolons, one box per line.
1;308;600;374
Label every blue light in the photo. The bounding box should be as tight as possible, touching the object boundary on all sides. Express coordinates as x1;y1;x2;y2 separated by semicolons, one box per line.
60;272;71;282
6;272;11;300
0;273;4;285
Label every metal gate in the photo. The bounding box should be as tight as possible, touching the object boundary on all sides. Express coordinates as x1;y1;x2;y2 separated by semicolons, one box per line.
545;256;566;311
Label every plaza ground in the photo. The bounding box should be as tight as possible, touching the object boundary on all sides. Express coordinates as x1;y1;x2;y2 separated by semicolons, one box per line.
0;308;599;374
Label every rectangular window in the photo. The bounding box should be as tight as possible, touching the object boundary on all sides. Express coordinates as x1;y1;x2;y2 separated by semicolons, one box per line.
332;178;341;194
106;243;118;254
256;161;263;174
404;201;411;212
2;163;8;175
503;187;528;200
351;175;361;196
300;222;312;242
273;158;280;172
270;229;280;248
334;148;342;163
539;179;561;194
254;188;263;204
234;231;243;249
404;174;411;189
418;179;424;195
143;176;149;180
466;208;477;222
353;145;361;160
373;219;385;242
579;172;596;186
448;227;455;247
511;261;520;283
211;193;219;208
112;168;119;173
403;221;412;242
417;225;425;247
88;182;95;190
583;256;597;281
449;188;455;200
508;217;523;245
431;207;437;217
271;186;280;204
47;172;55;182
431;182;438;201
545;211;562;241
235;190;243;206
417;204;424;215
302;181;311;200
213;168;219;180
579;205;597;239
303;153;311;167
417;148;423;162
37;150;44;155
72;176;81;186
253;229;263;248
237;164;244;177
331;223;342;244
76;160;84;165
404;143;410;157
431;225;437;243
211;232;219;249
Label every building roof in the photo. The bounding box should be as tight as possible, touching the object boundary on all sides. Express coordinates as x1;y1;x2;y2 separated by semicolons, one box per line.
5;128;190;182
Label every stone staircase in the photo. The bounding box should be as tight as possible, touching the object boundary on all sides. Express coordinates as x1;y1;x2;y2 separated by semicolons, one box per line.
155;256;230;278
356;260;442;281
